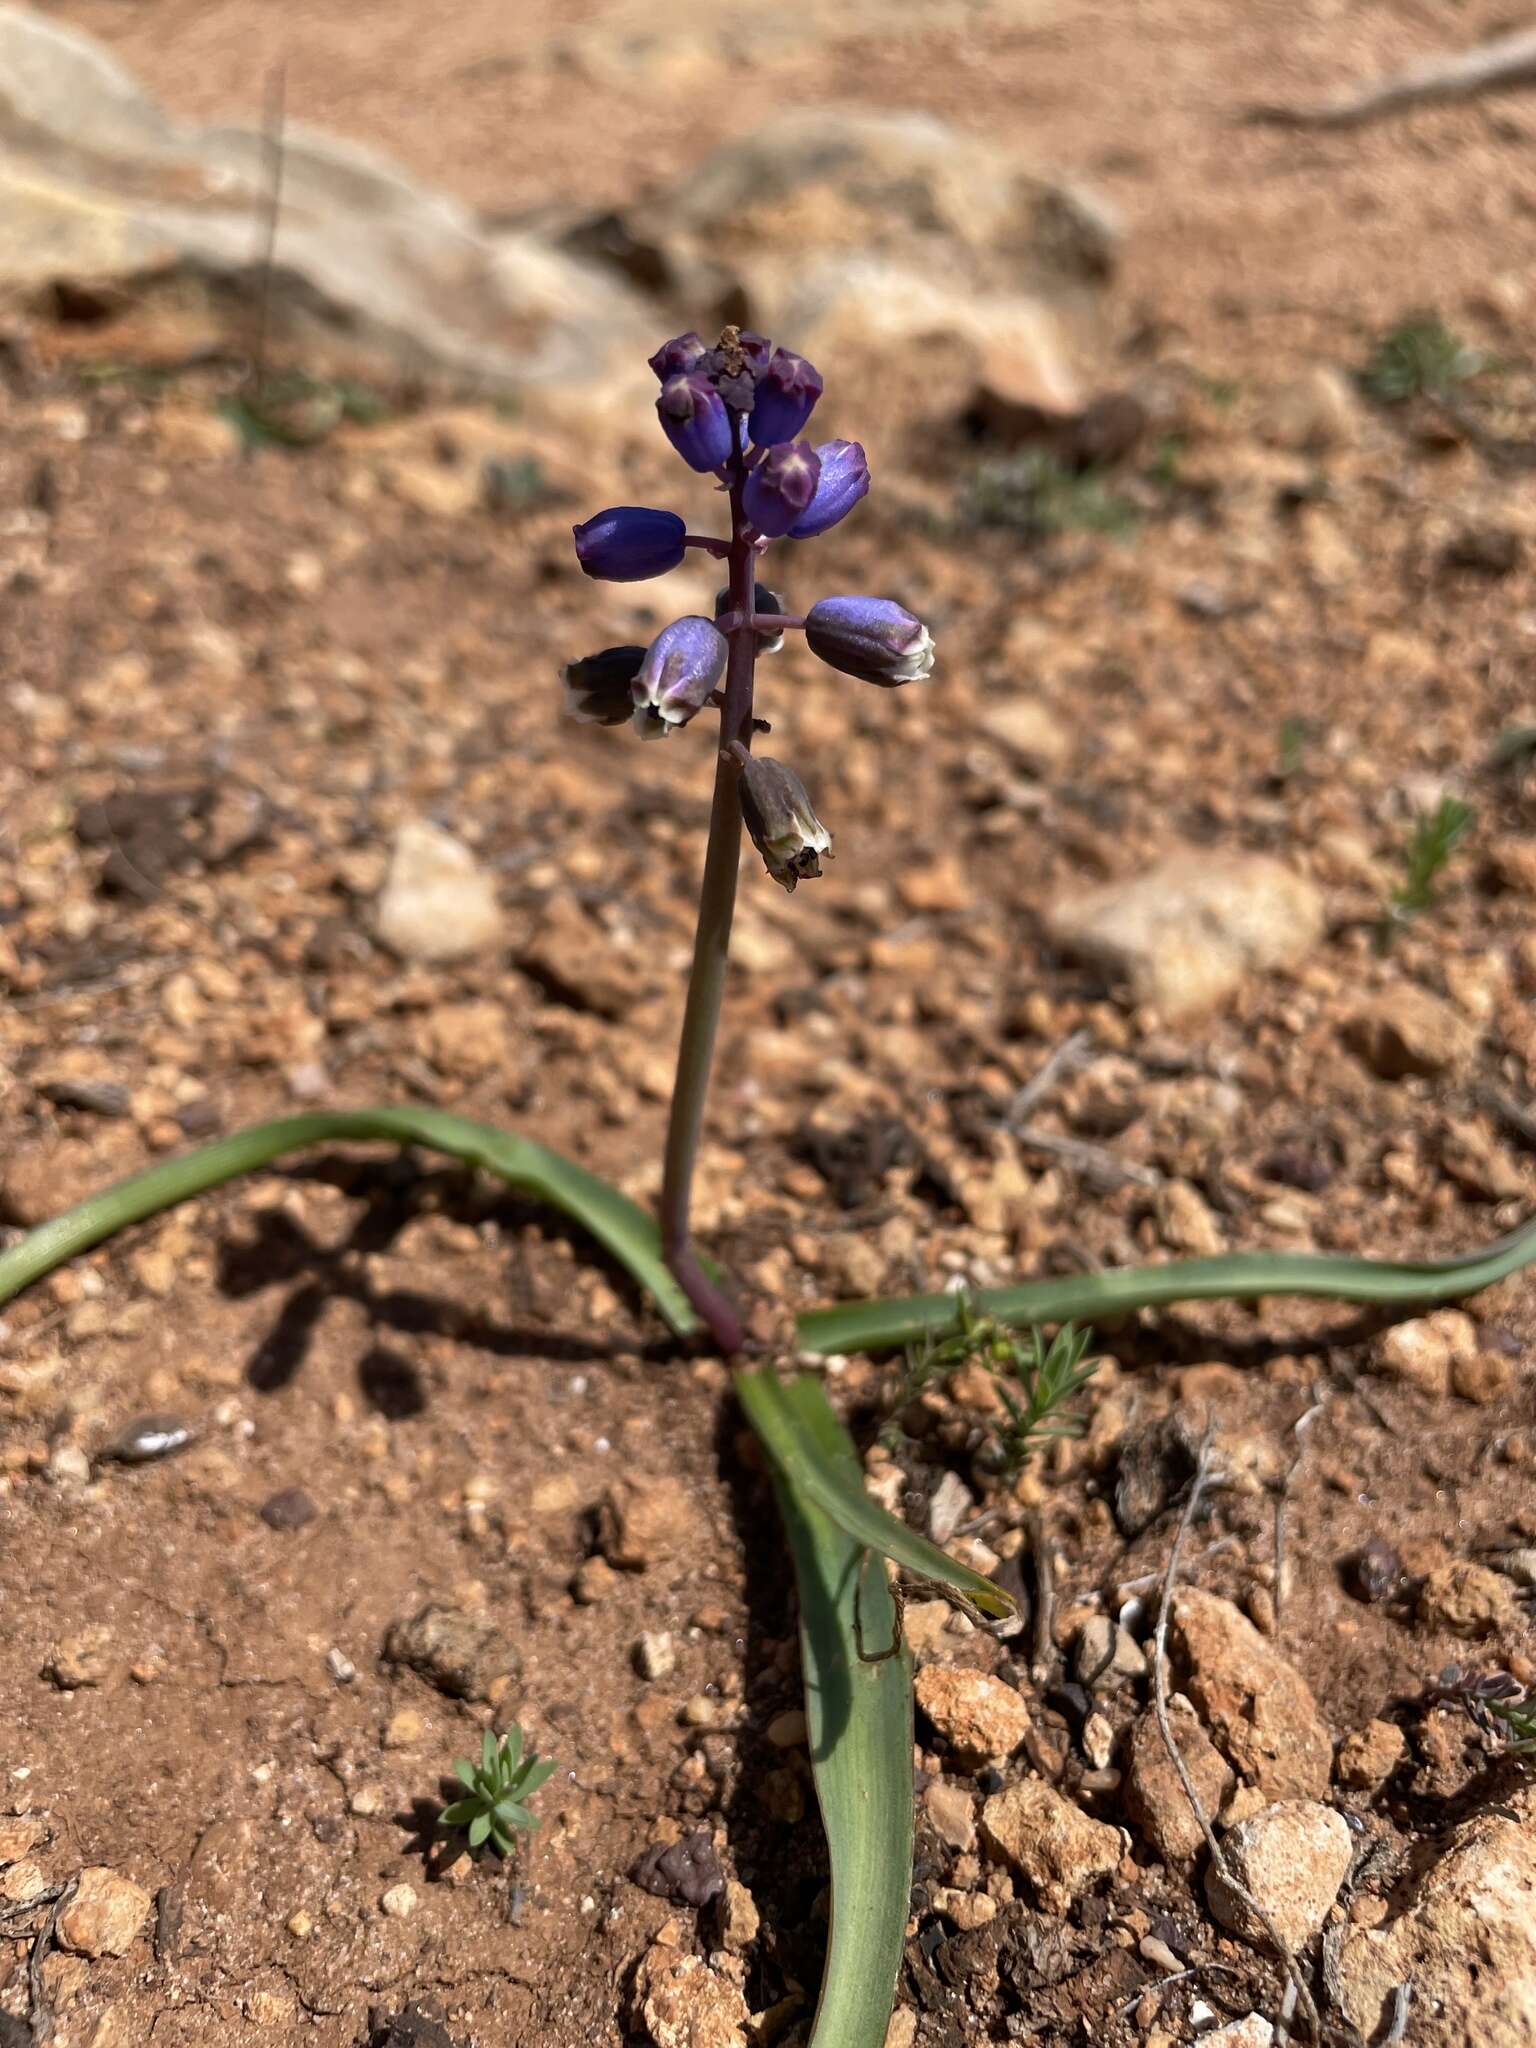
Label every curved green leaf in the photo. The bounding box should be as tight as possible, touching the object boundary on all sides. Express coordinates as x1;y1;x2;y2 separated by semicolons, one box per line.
737;1366;1014;1619
0;1108;699;1339
744;1370;913;2048
794;1211;1536;1357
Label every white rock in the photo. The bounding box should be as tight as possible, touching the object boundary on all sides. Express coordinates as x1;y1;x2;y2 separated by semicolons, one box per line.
0;7;645;390
1205;2020;1275;2048
376;821;504;964
1046;852;1324;1018
1338;1786;1536;2047
1205;1801;1352;1950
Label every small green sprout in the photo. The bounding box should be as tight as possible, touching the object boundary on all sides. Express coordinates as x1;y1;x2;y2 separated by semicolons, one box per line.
1379;795;1474;946
1362;317;1487;406
965;451;1136;538
1486;1692;1536;1757
218;371;387;450
889;1307;1099;1472
439;1725;557;1856
1276;716;1315;782
1458;1669;1536;1759
991;1323;1100;1469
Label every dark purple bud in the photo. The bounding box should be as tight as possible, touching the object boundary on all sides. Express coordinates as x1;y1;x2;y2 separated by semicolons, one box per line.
788;440;870;539
742;440;821;539
561;644;646;726
631;616;728;738
648;331;707;380
728;742;831;893
714;581;787;652
572;506;687;582
805;595;935;686
749;349;824;447
657;374;736;473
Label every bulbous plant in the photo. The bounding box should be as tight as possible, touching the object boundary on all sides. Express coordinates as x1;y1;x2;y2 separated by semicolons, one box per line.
564;324;920;1349
8;328;1536;2048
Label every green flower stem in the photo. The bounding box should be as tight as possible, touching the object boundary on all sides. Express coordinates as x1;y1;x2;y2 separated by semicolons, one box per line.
656;468;759;1354
794;1213;1536;1356
0;1108;699;1338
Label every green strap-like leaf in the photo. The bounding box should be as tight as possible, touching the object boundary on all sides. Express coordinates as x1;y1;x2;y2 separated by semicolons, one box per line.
0;1108;699;1338
737;1366;1014;1619
794;1210;1536;1356
747;1371;914;2048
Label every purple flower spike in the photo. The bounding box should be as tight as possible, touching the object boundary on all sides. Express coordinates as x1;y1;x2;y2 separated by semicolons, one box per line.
657;374;736;473
742;440;821;538
573;506;687;583
788;440;870;539
648;332;708;380
749;349;824;447
631;616;728;737
805;595;935;687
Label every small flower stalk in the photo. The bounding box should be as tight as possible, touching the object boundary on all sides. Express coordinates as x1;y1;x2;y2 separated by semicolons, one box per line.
560;324;936;1349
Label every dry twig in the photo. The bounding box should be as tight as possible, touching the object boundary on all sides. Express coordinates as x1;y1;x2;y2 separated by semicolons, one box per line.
1247;25;1536;130
1013;1125;1163;1190
28;1878;77;2045
1152;1427;1322;2039
1004;1030;1094;1131
1025;1509;1056;1681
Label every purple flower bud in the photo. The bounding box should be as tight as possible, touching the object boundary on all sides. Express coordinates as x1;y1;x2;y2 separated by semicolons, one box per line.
787;440;870;539
805;596;935;687
648;332;707;380
714;581;787;652
749;349;824;447
631;616;728;738
728;742;831;893
572;506;687;583
657;374;736;473
561;644;645;726
742;441;821;538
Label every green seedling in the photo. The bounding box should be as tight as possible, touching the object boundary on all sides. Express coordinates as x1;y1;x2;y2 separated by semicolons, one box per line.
1362;316;1487;405
966;450;1137;537
439;1725;557;1856
1379;794;1474;945
219;371;388;450
1276;716;1315;782
892;1308;1098;1471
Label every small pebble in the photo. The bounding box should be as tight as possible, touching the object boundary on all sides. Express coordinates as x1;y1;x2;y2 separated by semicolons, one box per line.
47;1444;92;1488
382;1708;425;1750
1346;1538;1402;1604
102;1414;195;1465
260;1487;318;1531
380;1883;418;1919
327;1647;358;1685
635;1631;676;1680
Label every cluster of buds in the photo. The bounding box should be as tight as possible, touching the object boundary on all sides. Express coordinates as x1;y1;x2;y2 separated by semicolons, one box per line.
562;326;935;890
